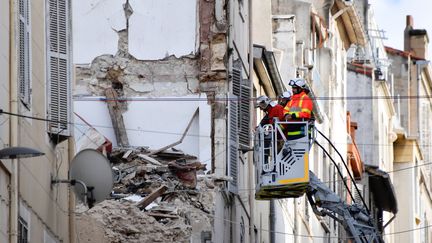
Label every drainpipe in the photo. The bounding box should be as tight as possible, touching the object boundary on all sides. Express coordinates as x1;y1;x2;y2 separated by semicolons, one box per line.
248;1;255;243
9;0;19;242
269;199;275;243
68;138;76;243
415;60;429;137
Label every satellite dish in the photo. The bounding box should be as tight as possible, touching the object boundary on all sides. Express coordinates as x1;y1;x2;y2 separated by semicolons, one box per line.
69;149;113;207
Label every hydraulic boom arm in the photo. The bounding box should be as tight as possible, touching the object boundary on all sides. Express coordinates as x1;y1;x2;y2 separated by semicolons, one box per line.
306;172;383;243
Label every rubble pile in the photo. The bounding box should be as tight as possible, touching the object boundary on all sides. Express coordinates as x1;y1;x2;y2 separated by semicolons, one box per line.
76;147;215;243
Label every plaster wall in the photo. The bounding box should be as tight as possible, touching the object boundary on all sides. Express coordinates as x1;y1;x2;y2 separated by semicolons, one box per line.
252;0;273;49
128;0;197;60
74;94;211;168
272;15;297;87
0;0;10;147
393;162;416;243
72;0;126;64
16;1;71;242
388;54;410;131
347;72;374;165
0;168;9;242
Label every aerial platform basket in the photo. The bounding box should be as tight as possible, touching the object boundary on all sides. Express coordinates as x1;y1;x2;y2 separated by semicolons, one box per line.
254;121;312;200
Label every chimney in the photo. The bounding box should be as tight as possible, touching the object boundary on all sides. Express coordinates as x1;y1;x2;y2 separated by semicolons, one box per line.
404;15;413;52
404;15;429;59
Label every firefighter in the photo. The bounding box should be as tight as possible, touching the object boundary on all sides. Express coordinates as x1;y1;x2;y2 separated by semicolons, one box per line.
278;91;292;107
256;95;285;167
283;78;313;139
283;78;313;120
256;95;284;126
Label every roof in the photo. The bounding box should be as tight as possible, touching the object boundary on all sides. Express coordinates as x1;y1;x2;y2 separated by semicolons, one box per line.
332;0;367;49
347;62;373;77
385;46;425;60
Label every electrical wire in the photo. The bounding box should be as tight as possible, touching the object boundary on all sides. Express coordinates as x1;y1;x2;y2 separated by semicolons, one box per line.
2;109;432;151
3;106;432;239
73;94;432;102
316;129;370;213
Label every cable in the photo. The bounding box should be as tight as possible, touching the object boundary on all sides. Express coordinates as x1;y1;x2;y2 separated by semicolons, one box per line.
314;140;356;204
2;109;432;151
3;109;432;151
316;129;369;213
73;94;432;102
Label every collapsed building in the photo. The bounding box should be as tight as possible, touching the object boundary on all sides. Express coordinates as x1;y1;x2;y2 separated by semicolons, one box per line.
75;146;217;243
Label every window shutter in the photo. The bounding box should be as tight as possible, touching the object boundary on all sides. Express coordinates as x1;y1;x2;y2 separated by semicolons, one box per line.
47;0;71;139
232;62;251;149
239;78;251;148
18;0;31;107
228;94;239;194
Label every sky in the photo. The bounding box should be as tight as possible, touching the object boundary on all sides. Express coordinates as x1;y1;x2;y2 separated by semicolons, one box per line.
370;0;432;58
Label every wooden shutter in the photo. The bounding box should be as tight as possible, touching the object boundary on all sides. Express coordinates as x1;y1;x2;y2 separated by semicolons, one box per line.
18;0;31;107
47;0;71;139
228;94;239;194
232;62;251;149
239;78;251;148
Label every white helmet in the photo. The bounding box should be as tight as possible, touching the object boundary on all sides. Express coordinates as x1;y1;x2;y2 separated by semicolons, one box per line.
256;95;271;109
288;78;309;90
279;91;292;100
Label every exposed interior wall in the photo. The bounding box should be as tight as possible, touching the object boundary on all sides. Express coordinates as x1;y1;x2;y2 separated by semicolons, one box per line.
73;0;126;64
73;0;228;170
128;0;197;60
74;94;211;168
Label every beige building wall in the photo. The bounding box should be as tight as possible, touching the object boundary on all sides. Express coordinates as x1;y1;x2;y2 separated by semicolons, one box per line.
393;139;421;243
0;0;72;242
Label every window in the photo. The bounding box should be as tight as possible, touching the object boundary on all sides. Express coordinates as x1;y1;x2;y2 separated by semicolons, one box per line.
46;0;72;140
18;0;31;108
18;216;28;243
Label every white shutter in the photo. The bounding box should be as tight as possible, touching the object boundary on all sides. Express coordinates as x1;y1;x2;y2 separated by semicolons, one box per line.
228;94;239;194
47;0;71;138
18;0;31;107
239;78;251;148
232;62;250;149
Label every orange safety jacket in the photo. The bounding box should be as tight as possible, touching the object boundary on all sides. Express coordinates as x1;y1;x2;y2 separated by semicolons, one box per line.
283;91;313;137
283;91;313;120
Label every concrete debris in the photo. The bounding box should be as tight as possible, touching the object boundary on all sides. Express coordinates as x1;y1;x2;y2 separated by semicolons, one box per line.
76;147;215;243
168;159;207;188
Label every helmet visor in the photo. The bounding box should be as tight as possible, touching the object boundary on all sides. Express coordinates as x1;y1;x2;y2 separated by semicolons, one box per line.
258;101;268;109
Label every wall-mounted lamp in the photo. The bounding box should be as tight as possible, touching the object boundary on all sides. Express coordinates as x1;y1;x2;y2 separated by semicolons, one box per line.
0;146;44;159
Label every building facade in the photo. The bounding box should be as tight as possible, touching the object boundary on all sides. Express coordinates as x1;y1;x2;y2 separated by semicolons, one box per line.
1;0;73;242
387;15;432;243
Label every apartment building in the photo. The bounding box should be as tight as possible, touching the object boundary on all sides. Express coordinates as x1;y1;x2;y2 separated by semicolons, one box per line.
387;15;432;243
0;0;73;242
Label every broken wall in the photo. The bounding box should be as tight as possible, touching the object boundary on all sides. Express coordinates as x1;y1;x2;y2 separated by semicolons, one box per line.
73;0;228;170
74;94;211;168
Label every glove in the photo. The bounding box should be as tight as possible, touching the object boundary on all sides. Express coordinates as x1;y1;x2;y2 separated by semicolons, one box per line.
291;113;297;119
